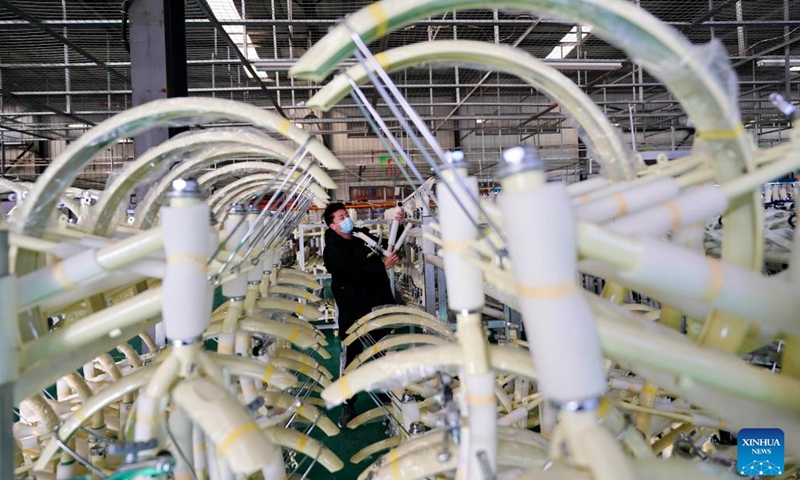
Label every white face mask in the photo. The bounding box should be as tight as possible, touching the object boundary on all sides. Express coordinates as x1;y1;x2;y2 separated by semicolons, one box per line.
338;217;354;234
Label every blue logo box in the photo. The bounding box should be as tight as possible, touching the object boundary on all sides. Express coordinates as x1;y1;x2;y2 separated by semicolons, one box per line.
738;428;784;476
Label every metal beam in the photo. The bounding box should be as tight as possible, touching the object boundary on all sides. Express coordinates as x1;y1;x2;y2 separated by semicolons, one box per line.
0;123;59;141
192;0;286;118
0;0;129;83
431;19;540;133
685;0;741;27
0;58;625;70
1;18;798;28
0;87;94;127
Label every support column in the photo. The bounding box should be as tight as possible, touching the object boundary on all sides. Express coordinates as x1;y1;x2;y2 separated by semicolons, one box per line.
129;0;187;163
0;230;16;479
422;215;437;317
129;0;187;345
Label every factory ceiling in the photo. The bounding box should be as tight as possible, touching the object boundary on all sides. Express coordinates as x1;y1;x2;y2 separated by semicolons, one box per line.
1;0;800;185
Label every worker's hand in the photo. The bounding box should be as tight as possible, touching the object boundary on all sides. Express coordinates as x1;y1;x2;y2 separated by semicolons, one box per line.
384;252;399;269
394;209;405;222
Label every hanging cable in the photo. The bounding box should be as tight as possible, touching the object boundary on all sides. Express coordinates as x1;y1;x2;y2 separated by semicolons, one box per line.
121;0;135;53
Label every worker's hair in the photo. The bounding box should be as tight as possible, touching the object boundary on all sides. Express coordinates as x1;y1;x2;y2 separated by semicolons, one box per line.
323;202;346;226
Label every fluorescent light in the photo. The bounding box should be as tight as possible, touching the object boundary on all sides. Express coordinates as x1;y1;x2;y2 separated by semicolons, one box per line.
476;118;485;124
757;57;800;68
543;60;622;71
791;66;800;72
207;0;272;80
545;25;593;60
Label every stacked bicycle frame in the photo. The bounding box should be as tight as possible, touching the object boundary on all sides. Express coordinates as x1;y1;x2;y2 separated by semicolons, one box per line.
285;0;800;480
1;97;350;480
3;0;800;479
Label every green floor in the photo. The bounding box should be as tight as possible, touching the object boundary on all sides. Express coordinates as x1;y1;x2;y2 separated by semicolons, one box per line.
301;331;389;480
213;288;390;478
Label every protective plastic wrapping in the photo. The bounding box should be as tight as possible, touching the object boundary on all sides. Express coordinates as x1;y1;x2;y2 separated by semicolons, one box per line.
344;314;455;346
221;214;249;298
305;39;631;181
256;297;322;321
347;305;440;334
616;237;800;336
133;393;168;444
497;406;528;427
572;181;631;206
93;128;299;236
609;184;729;236
15;248;102;305
499;180;606;403
192;426;207;478
269;284;322;303
139;149;331;230
217;300;242;355
463;372;498;478
15;98;343;277
276;271;322;290
570;116;638;182
438;170;484;312
274;348;333;379
400;398;421;431
345;333;451;374
208;174;328;215
322;344;464;407
211;353;298;391
358;433;547;480
133;146;276;228
161;202;211;341
575;177;680;223
567;177;610;198
291;0;761;271
201;159;335;191
172;378;281;476
246;211;266;283
324;344;534;406
290;0;744;139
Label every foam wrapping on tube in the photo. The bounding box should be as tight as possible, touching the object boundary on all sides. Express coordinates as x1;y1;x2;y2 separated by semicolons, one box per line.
162;203;211;341
567;177;610;197
400;399;420;431
464;372;497;475
207;229;219;313
617;238;798;335
499;182;606;403
222;215;249;298
172;379;280;476
438;175;484;311
498;406;528;427
246;213;265;282
572;181;630;205
17;248;103;305
610;185;729;237
575;177;680;223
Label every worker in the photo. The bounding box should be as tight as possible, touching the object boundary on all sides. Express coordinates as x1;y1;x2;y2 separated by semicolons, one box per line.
322;202;404;427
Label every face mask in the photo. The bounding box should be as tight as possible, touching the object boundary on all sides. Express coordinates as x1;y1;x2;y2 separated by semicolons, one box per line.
338;217;354;234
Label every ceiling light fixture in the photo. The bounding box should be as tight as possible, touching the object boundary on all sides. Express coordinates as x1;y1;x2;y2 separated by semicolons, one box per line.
757;57;800;68
206;0;272;81
545;25;593;61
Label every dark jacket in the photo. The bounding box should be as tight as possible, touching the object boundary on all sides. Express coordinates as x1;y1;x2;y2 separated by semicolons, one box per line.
323;227;398;329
